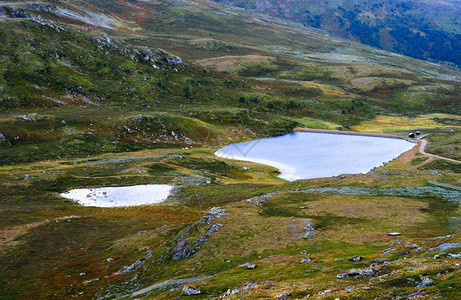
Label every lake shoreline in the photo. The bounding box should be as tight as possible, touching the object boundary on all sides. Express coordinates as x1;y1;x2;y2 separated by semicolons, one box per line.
294;127;410;141
215;132;415;181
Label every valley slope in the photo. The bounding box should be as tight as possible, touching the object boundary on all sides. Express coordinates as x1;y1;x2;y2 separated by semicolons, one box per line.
0;0;460;299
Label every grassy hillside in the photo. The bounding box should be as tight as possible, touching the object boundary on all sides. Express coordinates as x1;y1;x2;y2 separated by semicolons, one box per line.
0;0;460;299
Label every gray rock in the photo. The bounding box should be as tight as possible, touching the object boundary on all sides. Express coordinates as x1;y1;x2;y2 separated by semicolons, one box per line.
341;266;375;278
300;257;311;264
223;289;240;296
172;241;192;261
417;277;434;287
347;269;362;277
303;232;315;239
304;224;315;231
181;286;202;296
239;263;256;269
247;200;261;206
206;224;222;236
438;243;461;250
448;253;461;259
207;207;229;218
349;256;363;262
373;258;390;264
360;266;375;277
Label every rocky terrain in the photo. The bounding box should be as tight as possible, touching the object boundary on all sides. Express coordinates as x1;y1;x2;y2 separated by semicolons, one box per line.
0;0;460;299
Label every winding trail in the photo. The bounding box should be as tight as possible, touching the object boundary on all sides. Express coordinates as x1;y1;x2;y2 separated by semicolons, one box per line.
131;276;211;297
418;139;461;164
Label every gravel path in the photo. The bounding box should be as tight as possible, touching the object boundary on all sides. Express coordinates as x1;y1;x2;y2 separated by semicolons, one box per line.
131;276;211;297
419;139;461;164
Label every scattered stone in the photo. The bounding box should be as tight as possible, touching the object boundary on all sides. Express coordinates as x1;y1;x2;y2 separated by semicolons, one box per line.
347;269;361;276
181;286;202;296
223;289;240;297
349;256;363;262
438;243;461;250
207;207;229;218
448;253;461;259
338;266;375;279
304;224;315;231
360;267;375;277
299;250;307;255
247;200;261;206
206;224;222;236
115;250;153;275
382;248;396;254
417;277;434;287
388;232;402;236
318;289;331;295
172;241;192;261
373;258;390;264
303;232;315;239
239;263;256;269
301;257;311;264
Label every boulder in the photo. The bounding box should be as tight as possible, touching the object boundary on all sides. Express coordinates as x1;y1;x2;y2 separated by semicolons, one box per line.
303;232;315;239
300;257;311;264
181;286;202;296
448;253;461;259
360;267;375;277
304;224;315;231
417;277;434;287
239;262;256;269
388;232;402;236
349;256;363;262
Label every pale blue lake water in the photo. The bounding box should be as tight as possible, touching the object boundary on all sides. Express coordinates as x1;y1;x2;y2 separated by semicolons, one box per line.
215;132;415;181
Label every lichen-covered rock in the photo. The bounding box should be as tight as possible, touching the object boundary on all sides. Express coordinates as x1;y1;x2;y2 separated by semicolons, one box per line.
181;286;202;296
349;256;363;262
239;262;256;269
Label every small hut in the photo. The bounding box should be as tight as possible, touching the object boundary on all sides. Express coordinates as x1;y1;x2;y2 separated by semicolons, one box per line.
416;131;421;135
408;132;415;138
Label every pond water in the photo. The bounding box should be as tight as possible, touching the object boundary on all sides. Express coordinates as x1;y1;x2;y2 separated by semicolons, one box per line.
60;184;174;207
215;132;415;181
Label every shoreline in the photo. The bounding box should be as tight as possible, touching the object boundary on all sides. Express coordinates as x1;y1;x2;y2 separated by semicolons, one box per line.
294;127;410;141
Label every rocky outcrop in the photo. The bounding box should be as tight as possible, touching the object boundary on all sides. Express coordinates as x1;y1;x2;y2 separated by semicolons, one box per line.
239;262;256;269
337;266;376;279
164;207;229;261
181;286;202;296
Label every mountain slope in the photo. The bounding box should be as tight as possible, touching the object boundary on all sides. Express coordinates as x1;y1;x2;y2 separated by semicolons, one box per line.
0;1;461;299
213;0;461;66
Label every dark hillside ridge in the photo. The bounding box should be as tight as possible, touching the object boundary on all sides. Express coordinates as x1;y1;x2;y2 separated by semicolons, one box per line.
214;0;461;66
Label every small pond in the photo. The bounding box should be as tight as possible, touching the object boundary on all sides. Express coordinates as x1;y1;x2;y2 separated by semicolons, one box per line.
215;132;414;181
61;184;174;207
